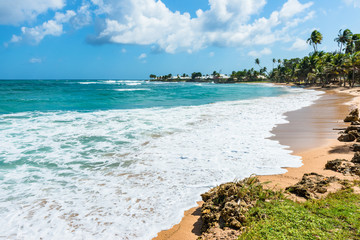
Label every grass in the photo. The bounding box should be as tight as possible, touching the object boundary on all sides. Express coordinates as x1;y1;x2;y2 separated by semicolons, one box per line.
239;187;360;240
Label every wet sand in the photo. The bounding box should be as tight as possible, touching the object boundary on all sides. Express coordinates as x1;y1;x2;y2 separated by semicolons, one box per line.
154;87;360;240
260;89;357;190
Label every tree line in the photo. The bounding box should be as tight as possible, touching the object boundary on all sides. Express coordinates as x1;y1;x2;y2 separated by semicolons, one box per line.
150;28;360;86
270;29;360;87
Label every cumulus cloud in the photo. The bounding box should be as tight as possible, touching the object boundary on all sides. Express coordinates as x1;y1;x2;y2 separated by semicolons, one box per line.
343;0;360;7
279;0;313;19
248;47;272;57
9;2;93;45
6;0;314;53
89;0;314;53
289;38;308;51
10;10;75;44
0;0;65;25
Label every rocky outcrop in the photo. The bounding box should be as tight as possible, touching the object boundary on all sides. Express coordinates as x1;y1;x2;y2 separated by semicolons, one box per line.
344;109;359;122
352;152;360;164
338;133;357;142
325;158;360;177
200;176;279;234
286;173;339;199
325;159;355;175
351;144;360;152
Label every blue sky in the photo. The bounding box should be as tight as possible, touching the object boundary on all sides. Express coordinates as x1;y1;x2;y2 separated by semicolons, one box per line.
0;0;360;79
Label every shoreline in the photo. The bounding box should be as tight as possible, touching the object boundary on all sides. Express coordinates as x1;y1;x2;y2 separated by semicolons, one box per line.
154;85;360;240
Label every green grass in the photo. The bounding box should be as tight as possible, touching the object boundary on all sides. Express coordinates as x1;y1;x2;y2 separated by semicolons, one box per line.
239;188;360;240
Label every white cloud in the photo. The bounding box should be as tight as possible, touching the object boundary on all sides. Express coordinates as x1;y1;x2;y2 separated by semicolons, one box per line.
10;10;75;44
29;58;42;63
138;53;147;59
0;0;65;25
7;1;93;45
343;0;360;7
209;52;214;57
279;0;313;19
248;47;272;57
289;38;308;51
89;0;314;53
70;4;93;29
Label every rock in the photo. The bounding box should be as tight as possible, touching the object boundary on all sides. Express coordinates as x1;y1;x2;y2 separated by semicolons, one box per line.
344;115;359;122
352;144;360;152
286;173;339;199
349;130;360;138
345;126;360;133
200;176;276;233
344;109;359;122
350;165;360;176
351;152;360;164
350;108;359;117
325;159;355;175
338;134;356;142
351;121;360;125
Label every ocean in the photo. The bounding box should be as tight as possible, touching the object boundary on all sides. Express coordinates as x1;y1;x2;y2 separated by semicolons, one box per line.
0;80;321;239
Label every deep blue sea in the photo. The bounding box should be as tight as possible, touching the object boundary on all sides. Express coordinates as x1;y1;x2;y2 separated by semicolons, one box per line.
0;80;321;239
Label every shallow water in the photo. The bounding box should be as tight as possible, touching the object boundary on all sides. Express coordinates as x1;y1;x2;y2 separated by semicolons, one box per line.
0;80;321;239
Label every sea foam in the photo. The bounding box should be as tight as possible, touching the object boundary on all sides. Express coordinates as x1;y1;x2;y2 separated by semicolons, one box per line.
0;86;322;239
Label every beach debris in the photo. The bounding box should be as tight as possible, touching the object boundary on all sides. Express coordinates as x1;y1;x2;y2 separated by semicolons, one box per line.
200;176;280;233
286;173;339;199
344;109;359;122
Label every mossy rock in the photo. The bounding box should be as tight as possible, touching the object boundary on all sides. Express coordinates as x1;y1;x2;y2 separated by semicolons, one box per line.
325;159;355;175
286;173;339;199
200;176;281;233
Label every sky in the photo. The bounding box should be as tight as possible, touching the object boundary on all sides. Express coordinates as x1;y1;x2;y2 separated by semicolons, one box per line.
0;0;360;79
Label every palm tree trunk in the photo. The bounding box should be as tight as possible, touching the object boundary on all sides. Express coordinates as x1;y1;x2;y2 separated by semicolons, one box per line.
352;67;355;87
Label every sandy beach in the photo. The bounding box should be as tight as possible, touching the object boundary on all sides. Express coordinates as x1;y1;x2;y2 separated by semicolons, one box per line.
154;86;360;240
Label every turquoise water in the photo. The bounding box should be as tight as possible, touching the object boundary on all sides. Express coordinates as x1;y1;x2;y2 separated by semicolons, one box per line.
0;80;286;113
0;80;321;239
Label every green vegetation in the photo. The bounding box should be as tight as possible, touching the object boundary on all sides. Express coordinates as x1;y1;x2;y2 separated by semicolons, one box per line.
307;30;323;52
150;28;360;86
269;28;360;87
239;187;360;240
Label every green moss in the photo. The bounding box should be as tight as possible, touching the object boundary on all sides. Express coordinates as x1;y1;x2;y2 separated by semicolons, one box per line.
239;188;360;240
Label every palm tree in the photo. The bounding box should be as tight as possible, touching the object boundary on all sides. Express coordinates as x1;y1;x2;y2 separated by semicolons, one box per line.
307;30;323;52
255;58;261;68
345;52;360;87
334;29;353;53
272;58;276;71
353;34;360;52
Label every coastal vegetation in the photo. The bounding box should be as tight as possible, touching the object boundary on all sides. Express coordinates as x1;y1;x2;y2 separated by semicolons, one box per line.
150;28;360;87
270;29;360;87
199;175;360;240
240;186;360;239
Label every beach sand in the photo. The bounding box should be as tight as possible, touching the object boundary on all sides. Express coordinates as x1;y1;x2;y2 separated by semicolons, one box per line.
154;87;360;240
